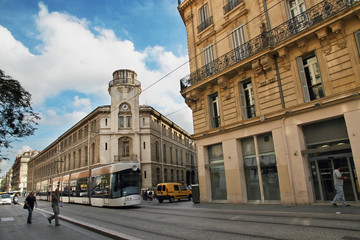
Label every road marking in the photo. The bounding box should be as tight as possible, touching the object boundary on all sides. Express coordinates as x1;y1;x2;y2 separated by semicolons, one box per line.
1;217;15;222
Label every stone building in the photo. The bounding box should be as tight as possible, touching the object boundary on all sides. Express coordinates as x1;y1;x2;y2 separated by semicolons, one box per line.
178;0;360;204
27;69;197;193
11;150;38;194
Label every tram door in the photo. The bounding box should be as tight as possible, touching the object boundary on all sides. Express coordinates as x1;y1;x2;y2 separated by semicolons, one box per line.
310;154;359;202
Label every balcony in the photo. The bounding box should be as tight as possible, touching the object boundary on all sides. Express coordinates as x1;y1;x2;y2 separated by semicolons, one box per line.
224;0;243;15
180;0;359;91
114;154;138;162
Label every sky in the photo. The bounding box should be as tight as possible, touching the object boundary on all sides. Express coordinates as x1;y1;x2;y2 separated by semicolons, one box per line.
0;0;192;177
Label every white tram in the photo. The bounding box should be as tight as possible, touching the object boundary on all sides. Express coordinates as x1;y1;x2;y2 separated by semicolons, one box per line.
36;162;141;207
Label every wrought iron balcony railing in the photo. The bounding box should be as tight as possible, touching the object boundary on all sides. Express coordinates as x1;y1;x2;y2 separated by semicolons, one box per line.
224;0;243;14
180;0;359;91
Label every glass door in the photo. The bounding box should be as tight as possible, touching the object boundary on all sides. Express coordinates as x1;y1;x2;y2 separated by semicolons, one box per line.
310;154;359;202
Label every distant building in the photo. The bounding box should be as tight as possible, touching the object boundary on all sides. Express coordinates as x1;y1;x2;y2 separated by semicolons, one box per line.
178;0;360;204
27;69;197;193
11;151;38;195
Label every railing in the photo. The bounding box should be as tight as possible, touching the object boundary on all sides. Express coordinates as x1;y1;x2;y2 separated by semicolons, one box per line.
224;0;243;14
197;16;213;33
180;0;359;90
109;78;141;88
114;154;137;162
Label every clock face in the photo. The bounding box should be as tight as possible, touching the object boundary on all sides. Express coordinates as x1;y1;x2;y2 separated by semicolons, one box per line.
122;104;129;110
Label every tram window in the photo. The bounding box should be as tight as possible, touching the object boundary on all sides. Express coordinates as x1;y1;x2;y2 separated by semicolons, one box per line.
69;179;77;196
91;174;110;198
111;173;121;198
76;178;88;197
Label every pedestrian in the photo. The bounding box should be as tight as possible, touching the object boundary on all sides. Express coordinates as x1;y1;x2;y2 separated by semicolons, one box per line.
331;165;350;207
48;188;61;226
25;192;38;224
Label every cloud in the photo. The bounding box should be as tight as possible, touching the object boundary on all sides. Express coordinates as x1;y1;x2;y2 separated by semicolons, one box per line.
73;96;91;110
0;2;193;139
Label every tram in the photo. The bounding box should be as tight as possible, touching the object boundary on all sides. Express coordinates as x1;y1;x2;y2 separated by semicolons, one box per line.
36;162;142;207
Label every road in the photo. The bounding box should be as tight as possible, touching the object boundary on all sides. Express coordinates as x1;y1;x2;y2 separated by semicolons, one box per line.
1;198;360;240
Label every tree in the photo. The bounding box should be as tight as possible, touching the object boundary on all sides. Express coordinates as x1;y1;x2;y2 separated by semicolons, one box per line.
0;69;40;159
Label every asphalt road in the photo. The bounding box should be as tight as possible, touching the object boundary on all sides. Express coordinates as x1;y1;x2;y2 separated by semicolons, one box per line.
1;198;360;240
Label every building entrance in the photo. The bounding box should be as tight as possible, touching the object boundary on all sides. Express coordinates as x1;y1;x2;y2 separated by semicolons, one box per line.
309;154;359;202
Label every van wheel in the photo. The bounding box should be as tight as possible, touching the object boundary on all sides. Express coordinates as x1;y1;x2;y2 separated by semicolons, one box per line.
188;195;192;201
169;197;175;203
158;199;163;203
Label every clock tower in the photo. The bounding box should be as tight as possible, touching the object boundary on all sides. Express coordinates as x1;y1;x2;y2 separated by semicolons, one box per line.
108;69;142;162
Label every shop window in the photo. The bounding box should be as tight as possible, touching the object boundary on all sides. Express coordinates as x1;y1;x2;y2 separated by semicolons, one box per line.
208;143;227;200
242;133;280;202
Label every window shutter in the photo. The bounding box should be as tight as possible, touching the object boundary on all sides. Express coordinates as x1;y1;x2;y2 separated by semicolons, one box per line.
296;56;310;102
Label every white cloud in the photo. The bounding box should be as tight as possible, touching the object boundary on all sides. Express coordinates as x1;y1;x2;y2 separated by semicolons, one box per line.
73;96;91;110
0;3;193;136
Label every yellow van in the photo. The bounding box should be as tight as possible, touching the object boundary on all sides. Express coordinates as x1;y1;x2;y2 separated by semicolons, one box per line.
156;183;192;203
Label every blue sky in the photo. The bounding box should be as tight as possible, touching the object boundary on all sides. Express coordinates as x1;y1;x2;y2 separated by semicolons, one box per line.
0;0;192;177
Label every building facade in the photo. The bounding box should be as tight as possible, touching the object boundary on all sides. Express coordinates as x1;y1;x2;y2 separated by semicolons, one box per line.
27;69;197;193
11;151;38;195
178;0;360;204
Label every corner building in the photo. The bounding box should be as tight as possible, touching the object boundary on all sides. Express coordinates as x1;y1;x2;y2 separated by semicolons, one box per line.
178;0;360;204
27;70;197;193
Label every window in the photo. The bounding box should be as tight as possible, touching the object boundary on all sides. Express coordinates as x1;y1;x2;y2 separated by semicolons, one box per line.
105;143;108;151
163;144;167;163
231;25;246;61
203;45;215;76
198;4;212;33
224;0;241;14
287;0;308;33
239;79;256;119
355;31;360;56
296;53;324;102
209;93;220;128
119;116;124;128
155;141;160;161
288;0;305;18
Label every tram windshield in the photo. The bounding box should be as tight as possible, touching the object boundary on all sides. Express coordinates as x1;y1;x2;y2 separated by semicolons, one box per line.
111;169;141;198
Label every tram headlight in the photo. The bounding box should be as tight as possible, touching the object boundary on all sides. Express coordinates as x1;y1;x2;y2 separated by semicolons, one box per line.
132;165;138;171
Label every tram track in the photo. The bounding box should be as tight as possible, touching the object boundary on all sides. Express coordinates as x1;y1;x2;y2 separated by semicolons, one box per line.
56;203;360;240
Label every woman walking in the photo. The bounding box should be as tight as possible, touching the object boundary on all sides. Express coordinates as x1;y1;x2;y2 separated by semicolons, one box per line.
25;192;38;224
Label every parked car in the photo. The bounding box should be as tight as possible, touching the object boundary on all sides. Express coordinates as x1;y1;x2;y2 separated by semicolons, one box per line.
156;183;192;203
0;194;12;205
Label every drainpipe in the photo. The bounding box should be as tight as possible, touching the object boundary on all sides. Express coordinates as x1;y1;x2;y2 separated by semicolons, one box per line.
282;117;296;204
274;54;285;109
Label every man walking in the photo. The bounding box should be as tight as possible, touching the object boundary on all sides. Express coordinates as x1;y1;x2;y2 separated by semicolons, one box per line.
331;165;350;207
48;188;61;226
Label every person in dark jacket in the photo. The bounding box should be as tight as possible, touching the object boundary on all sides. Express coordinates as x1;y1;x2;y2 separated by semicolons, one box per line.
25;192;38;224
